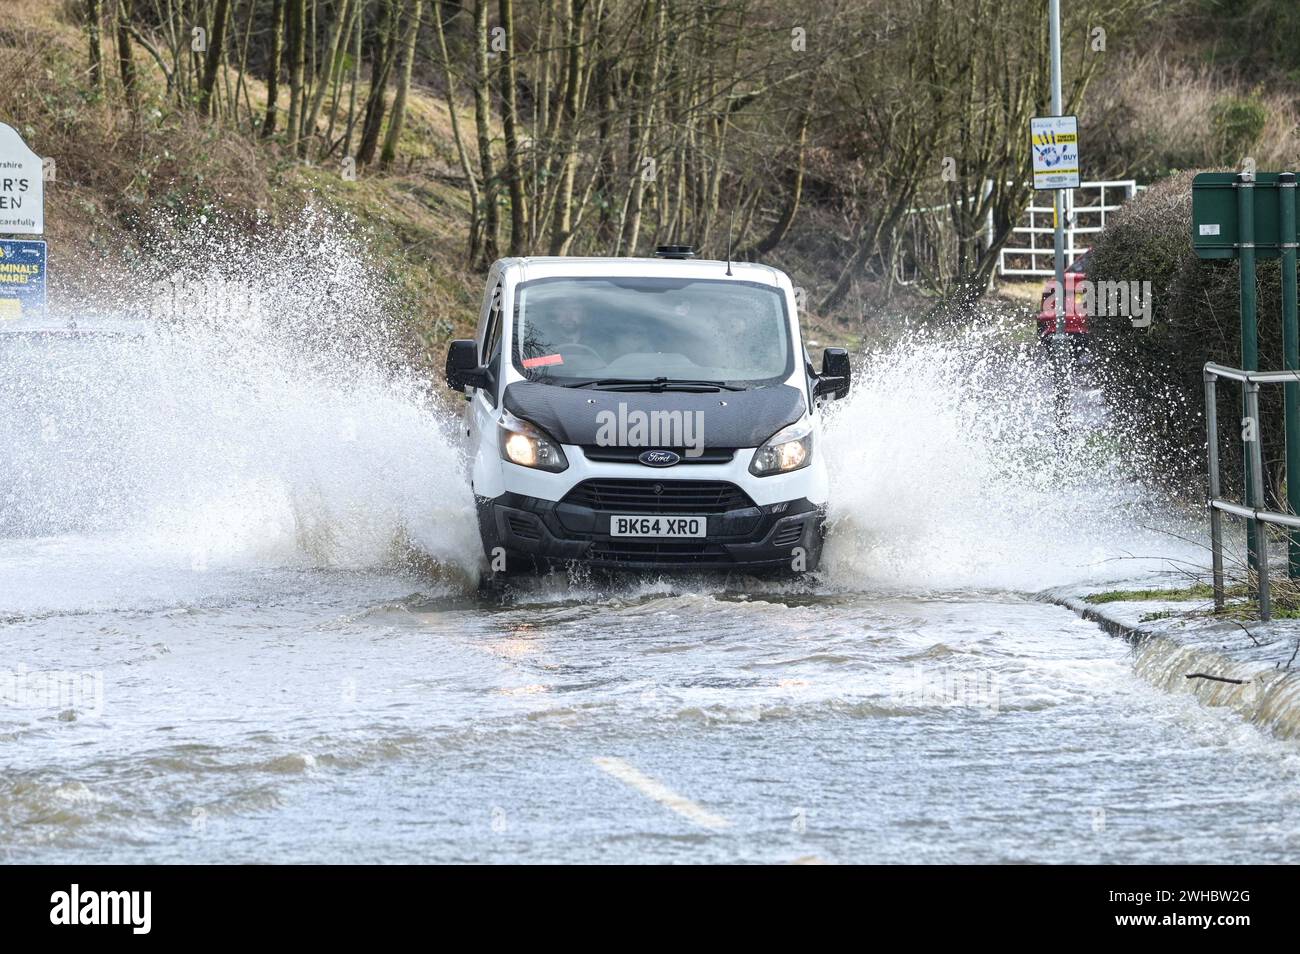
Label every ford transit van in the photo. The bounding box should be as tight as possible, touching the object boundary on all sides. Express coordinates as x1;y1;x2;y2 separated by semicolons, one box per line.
445;247;850;576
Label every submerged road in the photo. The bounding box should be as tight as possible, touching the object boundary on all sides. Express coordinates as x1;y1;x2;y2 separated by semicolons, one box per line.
3;562;1298;864
2;320;1296;863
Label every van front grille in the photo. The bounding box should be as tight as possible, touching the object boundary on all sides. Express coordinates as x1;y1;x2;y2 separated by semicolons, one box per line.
587;539;734;567
580;446;735;465
562;479;754;515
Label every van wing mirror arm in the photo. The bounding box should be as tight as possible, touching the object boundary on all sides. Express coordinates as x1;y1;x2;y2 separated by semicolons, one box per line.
814;374;848;397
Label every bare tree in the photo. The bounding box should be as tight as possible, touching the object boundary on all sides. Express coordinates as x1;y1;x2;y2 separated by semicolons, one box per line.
431;0;482;258
285;0;306;153
262;0;286;137
86;0;105;96
116;0;136;102
472;0;499;262
341;1;365;157
357;0;400;165
306;0;355;152
547;0;587;254
497;0;529;254
380;0;423;167
198;0;233;115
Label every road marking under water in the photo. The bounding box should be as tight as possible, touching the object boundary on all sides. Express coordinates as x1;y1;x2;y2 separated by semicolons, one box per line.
592;756;732;832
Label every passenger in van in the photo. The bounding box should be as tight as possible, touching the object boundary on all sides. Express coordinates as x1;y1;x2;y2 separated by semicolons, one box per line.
718;302;782;376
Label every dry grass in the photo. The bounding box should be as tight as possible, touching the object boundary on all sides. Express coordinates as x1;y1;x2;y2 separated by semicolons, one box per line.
0;19;280;284
1087;52;1300;178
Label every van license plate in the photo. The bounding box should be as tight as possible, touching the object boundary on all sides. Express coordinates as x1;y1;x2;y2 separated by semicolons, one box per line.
610;515;706;538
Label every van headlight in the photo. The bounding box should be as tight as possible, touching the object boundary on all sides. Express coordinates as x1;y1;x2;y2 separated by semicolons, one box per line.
498;411;569;472
749;417;813;476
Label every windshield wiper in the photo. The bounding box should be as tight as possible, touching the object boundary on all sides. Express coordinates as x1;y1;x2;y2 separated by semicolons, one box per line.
563;377;747;392
560;377;647;388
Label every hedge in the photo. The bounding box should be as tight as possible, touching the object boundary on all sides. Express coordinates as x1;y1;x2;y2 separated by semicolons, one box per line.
1086;170;1290;502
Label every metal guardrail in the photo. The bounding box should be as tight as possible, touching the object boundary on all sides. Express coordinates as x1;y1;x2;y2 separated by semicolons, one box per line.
1203;362;1300;621
998;179;1141;277
898;179;1144;283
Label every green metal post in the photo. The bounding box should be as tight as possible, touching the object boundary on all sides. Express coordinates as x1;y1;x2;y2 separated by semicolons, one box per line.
1239;171;1260;573
1280;172;1300;576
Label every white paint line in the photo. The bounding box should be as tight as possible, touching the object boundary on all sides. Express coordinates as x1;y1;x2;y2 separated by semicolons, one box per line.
592;756;732;832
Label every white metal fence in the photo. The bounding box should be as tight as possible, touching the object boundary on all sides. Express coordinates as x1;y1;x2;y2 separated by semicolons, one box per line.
997;179;1140;277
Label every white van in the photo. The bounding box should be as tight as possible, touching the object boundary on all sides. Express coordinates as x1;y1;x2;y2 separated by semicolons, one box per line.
445;246;850;576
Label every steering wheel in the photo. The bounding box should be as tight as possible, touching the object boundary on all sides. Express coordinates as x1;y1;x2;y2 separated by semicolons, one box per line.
555;342;604;362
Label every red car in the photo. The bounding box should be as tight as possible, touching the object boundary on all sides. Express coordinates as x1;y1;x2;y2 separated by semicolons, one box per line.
1037;251;1090;340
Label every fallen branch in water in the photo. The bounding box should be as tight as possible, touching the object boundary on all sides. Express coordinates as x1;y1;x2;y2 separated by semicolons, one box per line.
1185;673;1247;685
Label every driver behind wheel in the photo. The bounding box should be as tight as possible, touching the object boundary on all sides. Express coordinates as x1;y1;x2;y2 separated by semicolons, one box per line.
551;300;591;351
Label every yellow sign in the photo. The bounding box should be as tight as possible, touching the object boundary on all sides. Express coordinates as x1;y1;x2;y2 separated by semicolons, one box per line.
1030;115;1080;190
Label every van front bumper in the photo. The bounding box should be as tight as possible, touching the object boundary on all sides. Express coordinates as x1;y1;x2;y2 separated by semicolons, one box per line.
478;486;825;573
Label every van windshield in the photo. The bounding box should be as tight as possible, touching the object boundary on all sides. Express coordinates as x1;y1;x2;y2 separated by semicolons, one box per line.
512;277;792;386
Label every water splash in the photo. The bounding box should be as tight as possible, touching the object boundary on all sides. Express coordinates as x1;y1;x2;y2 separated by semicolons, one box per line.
820;321;1201;591
2;223;1199;607
0;212;480;608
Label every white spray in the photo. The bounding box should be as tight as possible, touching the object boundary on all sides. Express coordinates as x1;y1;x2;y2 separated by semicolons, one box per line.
0;213;480;596
820;321;1200;591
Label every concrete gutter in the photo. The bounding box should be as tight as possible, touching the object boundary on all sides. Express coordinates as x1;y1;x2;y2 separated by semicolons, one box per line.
1041;587;1300;740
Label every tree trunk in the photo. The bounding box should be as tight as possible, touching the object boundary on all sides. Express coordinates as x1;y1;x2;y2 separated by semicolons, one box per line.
547;0;586;255
198;0;232;115
342;1;364;157
285;0;306;153
590;6;616;246
232;0;256;124
115;0;136;102
431;0;482;260
261;0;285;137
324;0;362;154
618;0;665;256
357;0;398;166
302;0;317;141
380;0;422;167
305;0;354;153
86;0;105;96
498;0;529;255
741;106;810;258
472;0;499;262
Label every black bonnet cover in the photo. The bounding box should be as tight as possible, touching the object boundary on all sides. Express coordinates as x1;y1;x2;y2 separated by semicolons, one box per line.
502;381;807;448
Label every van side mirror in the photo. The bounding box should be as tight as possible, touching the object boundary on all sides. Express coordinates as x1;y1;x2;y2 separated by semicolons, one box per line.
815;348;851;400
445;339;493;393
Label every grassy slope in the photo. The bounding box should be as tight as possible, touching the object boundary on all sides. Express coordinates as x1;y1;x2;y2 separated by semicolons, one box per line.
2;1;481;368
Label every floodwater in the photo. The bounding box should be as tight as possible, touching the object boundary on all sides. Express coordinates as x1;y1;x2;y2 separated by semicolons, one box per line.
2;236;1297;863
5;565;1300;864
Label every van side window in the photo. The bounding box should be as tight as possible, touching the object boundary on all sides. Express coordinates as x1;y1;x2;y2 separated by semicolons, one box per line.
480;284;503;405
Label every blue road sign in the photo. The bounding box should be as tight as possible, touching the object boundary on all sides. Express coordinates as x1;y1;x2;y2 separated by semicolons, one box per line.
0;238;46;319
